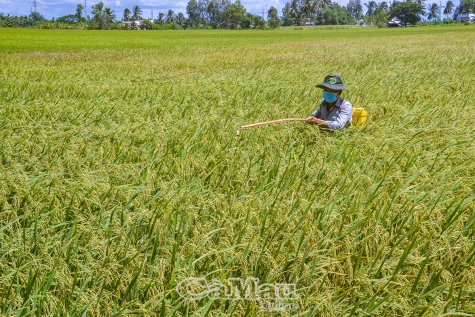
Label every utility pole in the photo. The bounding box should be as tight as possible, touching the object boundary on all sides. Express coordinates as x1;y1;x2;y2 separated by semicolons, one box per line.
440;1;442;22
84;0;87;17
439;1;445;22
151;10;154;21
32;0;37;12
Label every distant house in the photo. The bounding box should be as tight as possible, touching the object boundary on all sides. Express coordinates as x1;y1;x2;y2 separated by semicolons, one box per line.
356;20;366;26
121;20;142;27
457;13;475;23
387;18;404;27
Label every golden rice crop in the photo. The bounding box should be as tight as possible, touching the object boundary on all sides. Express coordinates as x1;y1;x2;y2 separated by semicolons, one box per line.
0;26;475;316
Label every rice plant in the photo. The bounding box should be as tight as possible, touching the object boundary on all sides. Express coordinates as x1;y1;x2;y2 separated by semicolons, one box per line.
0;26;475;316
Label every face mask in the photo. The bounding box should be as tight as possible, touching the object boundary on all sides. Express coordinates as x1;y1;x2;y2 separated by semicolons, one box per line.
322;91;337;103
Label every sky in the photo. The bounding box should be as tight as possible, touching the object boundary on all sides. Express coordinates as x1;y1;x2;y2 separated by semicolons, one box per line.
0;0;353;20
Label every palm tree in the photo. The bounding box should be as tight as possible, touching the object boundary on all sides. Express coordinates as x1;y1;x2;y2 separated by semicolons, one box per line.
289;0;300;22
91;2;106;28
91;1;104;19
166;9;175;23
176;12;185;25
457;0;474;14
104;7;115;23
268;6;278;20
365;1;377;16
301;0;318;19
158;12;165;25
30;11;44;22
443;0;454;19
76;4;84;20
355;0;363;18
282;2;293;24
123;8;131;21
283;2;292;14
426;3;439;21
378;1;388;11
132;5;142;20
388;0;395;11
320;0;332;10
347;0;355;17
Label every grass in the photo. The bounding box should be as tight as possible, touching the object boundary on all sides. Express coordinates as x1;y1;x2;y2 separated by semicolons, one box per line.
0;26;475;316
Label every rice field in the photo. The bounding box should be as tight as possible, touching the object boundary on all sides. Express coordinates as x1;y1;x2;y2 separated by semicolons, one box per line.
1;26;475;316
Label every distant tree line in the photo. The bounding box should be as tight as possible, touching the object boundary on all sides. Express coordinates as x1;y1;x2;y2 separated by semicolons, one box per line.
0;11;47;28
1;0;474;29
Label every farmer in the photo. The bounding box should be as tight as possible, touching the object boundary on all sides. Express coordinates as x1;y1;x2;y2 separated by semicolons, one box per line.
307;74;352;130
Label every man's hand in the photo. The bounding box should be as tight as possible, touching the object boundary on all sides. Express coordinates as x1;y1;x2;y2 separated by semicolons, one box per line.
307;116;326;125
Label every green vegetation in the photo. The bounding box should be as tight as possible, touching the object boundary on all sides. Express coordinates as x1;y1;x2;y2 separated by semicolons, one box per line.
1;26;475;315
1;0;474;30
391;1;425;26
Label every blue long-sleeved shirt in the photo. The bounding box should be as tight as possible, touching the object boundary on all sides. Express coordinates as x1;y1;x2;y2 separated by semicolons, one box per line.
311;97;352;130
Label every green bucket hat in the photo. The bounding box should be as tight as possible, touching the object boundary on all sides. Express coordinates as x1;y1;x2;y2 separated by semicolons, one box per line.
316;74;347;91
